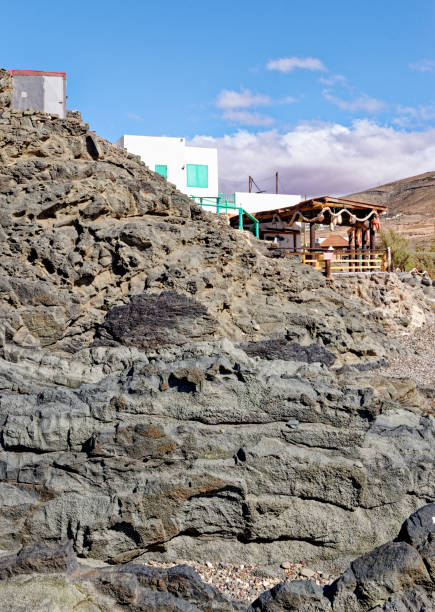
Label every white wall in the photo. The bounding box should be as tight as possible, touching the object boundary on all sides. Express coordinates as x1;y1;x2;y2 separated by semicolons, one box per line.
115;135;218;198
185;145;218;198
233;192;301;214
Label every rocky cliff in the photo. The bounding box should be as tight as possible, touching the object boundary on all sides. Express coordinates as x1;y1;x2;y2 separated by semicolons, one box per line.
0;68;433;576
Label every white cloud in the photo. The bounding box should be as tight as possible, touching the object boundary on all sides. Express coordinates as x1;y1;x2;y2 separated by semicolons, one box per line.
221;110;275;126
319;74;346;86
267;56;326;73
394;104;435;126
216;89;271;109
190;120;435;196
409;59;435;73
323;91;387;113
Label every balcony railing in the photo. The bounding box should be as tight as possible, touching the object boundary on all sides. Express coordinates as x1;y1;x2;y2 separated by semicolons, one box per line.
275;247;390;275
190;196;259;238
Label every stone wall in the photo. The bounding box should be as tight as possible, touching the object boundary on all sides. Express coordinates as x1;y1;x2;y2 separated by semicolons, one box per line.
0;69;12;109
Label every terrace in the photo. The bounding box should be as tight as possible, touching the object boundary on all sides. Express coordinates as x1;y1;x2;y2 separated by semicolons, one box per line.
247;196;390;276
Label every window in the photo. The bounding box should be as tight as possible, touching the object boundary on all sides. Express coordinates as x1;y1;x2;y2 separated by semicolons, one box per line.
155;164;167;179
186;164;208;188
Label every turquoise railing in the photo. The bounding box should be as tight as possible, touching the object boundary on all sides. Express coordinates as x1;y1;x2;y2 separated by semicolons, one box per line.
218;192;236;204
190;196;259;239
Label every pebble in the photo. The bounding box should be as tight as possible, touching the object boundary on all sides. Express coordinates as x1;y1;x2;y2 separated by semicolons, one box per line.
140;559;335;603
377;322;435;386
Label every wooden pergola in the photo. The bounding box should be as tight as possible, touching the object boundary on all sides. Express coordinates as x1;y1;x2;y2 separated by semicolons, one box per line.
253;196;388;252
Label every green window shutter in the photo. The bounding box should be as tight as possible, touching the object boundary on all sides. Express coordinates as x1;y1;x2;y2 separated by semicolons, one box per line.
155;164;167;178
187;164;208;188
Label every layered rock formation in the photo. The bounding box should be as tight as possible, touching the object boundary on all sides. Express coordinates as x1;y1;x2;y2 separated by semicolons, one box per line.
0;68;434;577
0;504;433;610
1;337;433;568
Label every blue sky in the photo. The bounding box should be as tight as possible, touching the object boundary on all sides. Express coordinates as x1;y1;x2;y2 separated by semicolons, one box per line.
1;0;435;194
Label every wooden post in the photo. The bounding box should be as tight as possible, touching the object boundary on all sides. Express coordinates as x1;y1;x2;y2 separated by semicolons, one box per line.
309;223;316;266
369;220;376;251
348;230;354;272
309;223;315;249
369;220;375;270
361;226;368;270
325;259;331;279
354;229;360;270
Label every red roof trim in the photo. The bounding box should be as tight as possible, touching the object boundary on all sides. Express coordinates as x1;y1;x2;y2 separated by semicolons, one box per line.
10;70;66;80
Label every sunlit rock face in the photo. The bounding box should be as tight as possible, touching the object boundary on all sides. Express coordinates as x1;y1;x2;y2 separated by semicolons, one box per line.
0;68;433;570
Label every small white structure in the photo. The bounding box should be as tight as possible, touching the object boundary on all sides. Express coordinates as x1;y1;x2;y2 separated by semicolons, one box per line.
11;70;66;118
230;192;301;214
115;135;218;198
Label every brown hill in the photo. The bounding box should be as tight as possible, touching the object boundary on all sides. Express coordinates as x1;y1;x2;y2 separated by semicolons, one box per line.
347;171;435;246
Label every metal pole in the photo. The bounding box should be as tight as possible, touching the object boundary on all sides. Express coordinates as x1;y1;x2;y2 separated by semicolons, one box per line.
249;176;252;193
275;171;279;194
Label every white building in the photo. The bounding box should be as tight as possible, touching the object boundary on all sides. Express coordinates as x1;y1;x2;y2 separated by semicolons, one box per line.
115;135;218;198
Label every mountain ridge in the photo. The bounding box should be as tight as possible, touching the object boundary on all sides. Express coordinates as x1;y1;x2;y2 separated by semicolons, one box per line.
346;171;435;246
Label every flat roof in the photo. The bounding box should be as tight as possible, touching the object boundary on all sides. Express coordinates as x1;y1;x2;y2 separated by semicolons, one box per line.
10;70;66;80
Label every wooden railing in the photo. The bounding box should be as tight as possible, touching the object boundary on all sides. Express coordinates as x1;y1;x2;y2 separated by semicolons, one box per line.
276;248;389;275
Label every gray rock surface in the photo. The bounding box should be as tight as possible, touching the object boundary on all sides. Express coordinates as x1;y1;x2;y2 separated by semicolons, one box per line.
0;541;244;611
0;505;432;611
0;68;403;362
0;338;432;567
250;503;435;611
0;70;433;575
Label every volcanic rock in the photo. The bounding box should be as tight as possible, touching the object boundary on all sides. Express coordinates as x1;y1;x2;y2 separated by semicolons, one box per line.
0;69;433;574
250;503;435;610
0;541;244;611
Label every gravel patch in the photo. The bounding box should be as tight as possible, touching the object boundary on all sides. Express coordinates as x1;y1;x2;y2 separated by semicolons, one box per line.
141;560;335;603
377;322;435;385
